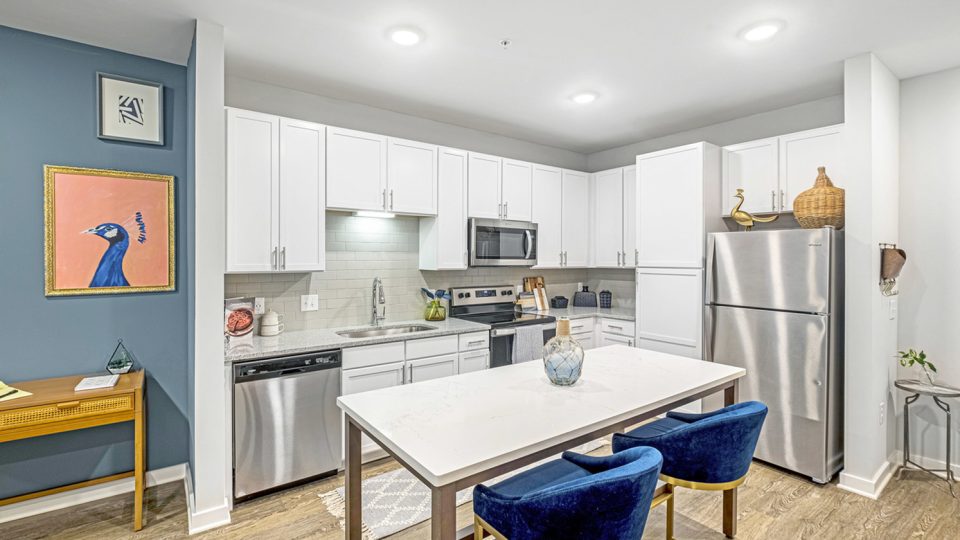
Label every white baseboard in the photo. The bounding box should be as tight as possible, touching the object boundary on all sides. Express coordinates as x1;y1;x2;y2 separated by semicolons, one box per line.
889;451;960;478
0;463;186;525
838;460;895;499
183;463;231;535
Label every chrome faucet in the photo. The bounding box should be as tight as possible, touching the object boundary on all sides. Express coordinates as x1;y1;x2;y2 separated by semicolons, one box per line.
372;277;386;326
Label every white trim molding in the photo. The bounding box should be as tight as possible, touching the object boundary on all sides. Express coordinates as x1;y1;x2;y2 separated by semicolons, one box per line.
838;460;895;499
183;463;231;535
0;463;186;525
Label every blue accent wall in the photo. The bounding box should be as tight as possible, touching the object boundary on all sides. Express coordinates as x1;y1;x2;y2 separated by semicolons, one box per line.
0;25;190;498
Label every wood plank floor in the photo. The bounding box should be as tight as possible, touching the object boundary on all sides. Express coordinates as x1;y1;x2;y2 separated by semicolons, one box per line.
7;458;960;539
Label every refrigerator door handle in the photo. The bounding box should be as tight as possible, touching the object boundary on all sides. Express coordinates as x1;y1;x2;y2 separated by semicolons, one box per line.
703;305;716;363
705;234;716;304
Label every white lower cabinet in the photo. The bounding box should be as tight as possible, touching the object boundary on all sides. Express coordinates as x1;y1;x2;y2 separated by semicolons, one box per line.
573;332;595;350
458;349;490;373
599;334;633;347
340;360;405;460
635;268;703;358
406;353;458;383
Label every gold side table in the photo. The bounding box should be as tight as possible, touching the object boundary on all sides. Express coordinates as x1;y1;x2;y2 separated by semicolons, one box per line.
895;378;960;497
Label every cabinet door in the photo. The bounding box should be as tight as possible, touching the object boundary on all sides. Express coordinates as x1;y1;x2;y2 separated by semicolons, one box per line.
592;168;624;267
779;125;843;211
388;137;437;215
600;333;633;347
341;361;405;459
406;354;458;383
635;268;703;359
572;332;595;350
636;144;705;268
278;118;325;272
327;127;387;212
226;108;279;272
501;159;533;221
722;137;779;215
561;170;590;267
622;165;638;267
458;350;490;374
468;152;502;219
419;147;468;270
531;164;563;268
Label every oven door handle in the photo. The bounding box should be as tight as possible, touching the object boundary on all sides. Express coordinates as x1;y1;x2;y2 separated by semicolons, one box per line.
491;322;557;337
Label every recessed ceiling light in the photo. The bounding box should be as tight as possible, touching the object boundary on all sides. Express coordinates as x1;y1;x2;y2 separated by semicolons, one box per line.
571;92;598;104
389;27;423;46
741;21;784;42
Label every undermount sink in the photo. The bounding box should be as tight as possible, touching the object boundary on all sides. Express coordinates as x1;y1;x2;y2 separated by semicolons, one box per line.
336;324;437;339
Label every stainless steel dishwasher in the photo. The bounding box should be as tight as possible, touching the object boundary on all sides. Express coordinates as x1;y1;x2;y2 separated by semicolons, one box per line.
233;349;341;501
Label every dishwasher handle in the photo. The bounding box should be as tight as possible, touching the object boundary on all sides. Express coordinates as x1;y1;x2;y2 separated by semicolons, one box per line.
235;350;342;383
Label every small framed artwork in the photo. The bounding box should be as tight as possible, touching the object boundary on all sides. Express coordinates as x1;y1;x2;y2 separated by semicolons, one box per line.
97;72;164;145
44;165;175;296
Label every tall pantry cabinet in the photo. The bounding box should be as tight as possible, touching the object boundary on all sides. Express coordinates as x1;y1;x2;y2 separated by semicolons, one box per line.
634;142;722;360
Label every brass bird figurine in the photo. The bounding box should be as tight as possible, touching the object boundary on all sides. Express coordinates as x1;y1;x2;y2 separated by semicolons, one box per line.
730;189;779;230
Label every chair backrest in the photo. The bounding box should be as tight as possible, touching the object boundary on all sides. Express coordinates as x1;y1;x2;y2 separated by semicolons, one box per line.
661;401;768;483
514;446;662;539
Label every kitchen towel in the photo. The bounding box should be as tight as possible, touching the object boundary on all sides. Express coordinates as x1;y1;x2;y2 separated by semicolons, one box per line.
512;324;544;363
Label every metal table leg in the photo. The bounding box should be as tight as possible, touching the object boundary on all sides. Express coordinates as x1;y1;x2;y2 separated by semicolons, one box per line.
899;392;957;497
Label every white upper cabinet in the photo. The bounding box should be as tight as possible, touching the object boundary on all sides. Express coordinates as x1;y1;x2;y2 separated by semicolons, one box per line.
226;108;279;273
636;142;720;268
722;137;779;215
592;167;625;268
779;125;844;209
419;147;468;270
387;137;437;215
468;152;502;219
501;159;533;221
531;164;563;268
561;170;590;267
278;118;326;272
622;165;638;267
326;127;387;212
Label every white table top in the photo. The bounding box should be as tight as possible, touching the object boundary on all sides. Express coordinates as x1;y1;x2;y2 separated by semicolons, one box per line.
337;345;745;486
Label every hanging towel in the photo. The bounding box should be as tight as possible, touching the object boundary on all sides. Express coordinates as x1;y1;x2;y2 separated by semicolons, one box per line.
512;325;545;363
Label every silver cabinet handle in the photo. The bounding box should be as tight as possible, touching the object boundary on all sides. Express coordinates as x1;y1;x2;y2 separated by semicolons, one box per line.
464;251;468;267
504;201;508;219
406;364;413;384
618;251;623;267
466;340;486;346
635;249;639;266
272;247;278;269
771;190;776;212
390;189;394;210
780;189;785;211
565;252;568;266
629;339;634;347
281;246;286;270
608;325;623;330
497;202;502;219
382;189;388;210
559;252;563;266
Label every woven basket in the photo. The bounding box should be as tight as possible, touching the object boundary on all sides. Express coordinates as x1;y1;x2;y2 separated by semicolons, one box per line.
793;166;845;229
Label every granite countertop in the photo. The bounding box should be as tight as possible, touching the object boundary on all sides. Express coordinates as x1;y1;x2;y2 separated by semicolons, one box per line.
543;306;635;322
225;318;491;363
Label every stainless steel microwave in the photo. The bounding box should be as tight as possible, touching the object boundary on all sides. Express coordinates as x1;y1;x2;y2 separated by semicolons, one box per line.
469;218;538;267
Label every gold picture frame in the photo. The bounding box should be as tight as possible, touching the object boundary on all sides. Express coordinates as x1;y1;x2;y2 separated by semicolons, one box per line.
44;165;175;296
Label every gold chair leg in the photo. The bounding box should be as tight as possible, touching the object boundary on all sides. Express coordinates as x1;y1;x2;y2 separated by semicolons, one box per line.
474;515;484;539
665;483;675;540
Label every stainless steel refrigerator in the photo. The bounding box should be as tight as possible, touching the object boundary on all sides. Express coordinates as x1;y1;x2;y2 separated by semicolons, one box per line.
705;227;843;483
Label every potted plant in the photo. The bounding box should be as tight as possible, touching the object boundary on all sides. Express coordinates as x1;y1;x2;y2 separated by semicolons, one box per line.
899;349;938;386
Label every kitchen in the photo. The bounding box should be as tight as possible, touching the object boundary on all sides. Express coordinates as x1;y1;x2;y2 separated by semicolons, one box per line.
2;2;960;539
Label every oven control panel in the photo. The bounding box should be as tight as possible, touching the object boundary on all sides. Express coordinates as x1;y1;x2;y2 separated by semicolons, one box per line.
449;285;516;307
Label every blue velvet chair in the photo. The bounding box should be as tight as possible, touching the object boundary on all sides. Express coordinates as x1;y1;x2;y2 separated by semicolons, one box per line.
612;401;768;539
472;446;663;539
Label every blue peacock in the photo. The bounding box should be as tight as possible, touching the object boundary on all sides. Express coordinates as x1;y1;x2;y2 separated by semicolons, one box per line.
84;212;147;288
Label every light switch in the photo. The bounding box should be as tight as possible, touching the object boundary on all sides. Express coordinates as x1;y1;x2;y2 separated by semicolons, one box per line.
888;298;898;320
301;294;319;312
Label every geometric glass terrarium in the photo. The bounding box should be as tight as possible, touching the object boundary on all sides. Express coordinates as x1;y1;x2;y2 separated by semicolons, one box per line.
106;338;136;374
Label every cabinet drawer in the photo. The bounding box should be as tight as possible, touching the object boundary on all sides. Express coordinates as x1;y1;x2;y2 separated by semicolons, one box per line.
342;341;406;370
406;335;458;360
458;331;490;352
572;332;595;350
0;394;134;431
458;350;490;373
600;318;634;337
567;318;595;334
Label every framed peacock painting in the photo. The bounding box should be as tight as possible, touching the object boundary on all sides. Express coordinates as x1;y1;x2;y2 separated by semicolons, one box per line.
44;165;175;296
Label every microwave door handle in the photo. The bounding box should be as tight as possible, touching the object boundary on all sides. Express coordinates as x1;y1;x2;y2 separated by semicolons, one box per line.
524;230;533;259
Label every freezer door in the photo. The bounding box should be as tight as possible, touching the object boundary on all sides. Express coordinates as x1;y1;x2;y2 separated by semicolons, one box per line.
706;228;833;313
705;305;830;481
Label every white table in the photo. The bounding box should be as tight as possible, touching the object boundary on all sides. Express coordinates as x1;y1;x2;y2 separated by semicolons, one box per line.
337;345;746;539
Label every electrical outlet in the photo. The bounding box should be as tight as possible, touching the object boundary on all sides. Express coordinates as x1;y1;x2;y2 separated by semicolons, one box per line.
879;401;886;425
301;294;319;312
253;297;266;315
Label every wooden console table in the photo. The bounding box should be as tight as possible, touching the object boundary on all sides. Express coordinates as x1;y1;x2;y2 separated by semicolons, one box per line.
0;371;145;530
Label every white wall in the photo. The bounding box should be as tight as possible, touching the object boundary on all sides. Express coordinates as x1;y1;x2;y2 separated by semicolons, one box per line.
838;53;900;499
898;65;960;473
586;95;843;171
226;75;588;171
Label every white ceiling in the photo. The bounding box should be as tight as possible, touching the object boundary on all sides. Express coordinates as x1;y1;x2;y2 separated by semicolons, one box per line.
3;1;960;153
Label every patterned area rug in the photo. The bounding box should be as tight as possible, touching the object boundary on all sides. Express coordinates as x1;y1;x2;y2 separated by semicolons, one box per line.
320;439;609;539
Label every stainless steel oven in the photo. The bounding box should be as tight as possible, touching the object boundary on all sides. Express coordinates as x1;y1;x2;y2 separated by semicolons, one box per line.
469;218;538;267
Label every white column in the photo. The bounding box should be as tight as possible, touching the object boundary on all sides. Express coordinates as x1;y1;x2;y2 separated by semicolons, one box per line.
838;53;900;499
188;18;229;533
